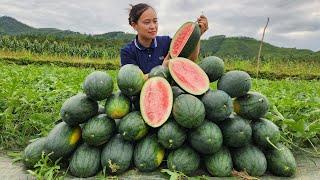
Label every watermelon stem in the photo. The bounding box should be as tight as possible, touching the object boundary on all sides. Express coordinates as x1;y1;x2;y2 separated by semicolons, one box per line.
266;137;281;151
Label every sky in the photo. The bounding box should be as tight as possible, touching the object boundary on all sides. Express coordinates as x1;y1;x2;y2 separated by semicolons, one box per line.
0;0;319;51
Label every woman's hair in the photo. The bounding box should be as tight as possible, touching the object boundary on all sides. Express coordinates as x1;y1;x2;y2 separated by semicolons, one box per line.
128;3;153;25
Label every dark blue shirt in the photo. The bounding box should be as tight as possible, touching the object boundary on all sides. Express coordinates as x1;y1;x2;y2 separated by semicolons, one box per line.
120;36;171;74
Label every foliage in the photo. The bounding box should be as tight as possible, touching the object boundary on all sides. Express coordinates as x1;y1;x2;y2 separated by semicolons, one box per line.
0;61;319;153
27;152;65;180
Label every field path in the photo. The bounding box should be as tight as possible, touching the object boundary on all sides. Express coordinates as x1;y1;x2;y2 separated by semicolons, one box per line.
1;151;319;179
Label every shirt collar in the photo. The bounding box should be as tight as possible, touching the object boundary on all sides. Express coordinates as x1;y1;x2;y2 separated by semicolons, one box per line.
134;36;158;50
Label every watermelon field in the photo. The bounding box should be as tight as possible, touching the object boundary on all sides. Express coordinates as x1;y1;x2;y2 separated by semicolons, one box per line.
1;56;320;179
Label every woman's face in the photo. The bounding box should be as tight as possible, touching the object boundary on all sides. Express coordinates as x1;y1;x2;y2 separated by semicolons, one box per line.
132;8;158;40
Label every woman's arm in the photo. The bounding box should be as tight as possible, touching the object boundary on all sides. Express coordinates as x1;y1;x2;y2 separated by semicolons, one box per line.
188;41;200;62
188;15;209;62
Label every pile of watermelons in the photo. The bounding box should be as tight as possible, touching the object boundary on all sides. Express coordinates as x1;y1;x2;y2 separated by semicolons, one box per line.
22;22;297;178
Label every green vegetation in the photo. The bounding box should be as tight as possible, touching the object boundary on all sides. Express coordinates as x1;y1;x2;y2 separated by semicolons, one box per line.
1;61;318;154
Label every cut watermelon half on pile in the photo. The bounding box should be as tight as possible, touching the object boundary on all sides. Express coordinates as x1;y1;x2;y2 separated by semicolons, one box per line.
169;57;210;95
140;77;173;128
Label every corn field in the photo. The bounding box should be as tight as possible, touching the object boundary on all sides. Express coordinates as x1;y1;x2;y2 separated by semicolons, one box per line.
0;36;121;59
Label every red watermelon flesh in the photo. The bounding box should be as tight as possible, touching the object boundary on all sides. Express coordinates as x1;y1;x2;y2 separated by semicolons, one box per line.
140;77;173;128
169;57;209;95
171;23;194;57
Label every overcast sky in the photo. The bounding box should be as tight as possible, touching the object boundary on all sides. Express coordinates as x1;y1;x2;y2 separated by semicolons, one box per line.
0;0;319;51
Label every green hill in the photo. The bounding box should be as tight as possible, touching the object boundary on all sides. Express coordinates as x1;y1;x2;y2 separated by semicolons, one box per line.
201;36;319;61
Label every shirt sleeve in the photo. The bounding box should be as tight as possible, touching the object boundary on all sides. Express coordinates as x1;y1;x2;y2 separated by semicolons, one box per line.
120;48;137;66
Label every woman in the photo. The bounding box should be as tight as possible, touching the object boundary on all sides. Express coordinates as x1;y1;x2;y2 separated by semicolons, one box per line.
120;3;208;74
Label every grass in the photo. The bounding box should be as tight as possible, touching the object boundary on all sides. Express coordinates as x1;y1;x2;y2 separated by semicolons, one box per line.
1;61;319;152
0;50;119;69
224;58;320;80
1;49;320;80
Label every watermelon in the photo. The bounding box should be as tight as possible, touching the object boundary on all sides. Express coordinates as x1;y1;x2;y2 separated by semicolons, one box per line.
169;57;210;95
149;65;171;82
220;115;252;148
201;90;233;122
118;111;148;141
83;71;113;101
101;134;133;174
189;121;223;154
82;114;116;146
45;122;81;160
173;94;205;128
22;137;47;169
117;64;145;96
167;145;200;176
252;118;280;149
140;77;173;128
232;144;267;176
157;120;186;149
265;143;297;177
171;86;185;99
234;92;269;120
134;135;165;172
69;143;101;178
205;146;233;177
169;22;201;58
217;70;252;98
105;91;131;119
199;56;224;82
60;93;98;126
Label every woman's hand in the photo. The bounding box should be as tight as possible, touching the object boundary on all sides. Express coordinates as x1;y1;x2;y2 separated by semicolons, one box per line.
197;15;208;35
162;53;170;67
144;73;149;80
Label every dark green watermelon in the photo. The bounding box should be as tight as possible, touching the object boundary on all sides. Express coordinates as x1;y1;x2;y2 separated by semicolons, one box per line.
265;143;296;177
45;122;81;160
217;70;252;98
232;144;267;176
205;146;233;177
118;111;148;141
157;120;186;149
101;134;133;174
201;90;233;122
172;94;205;128
199;56;224;82
149;65;172;82
252;118;280;149
189;121;223;154
83;71;113;101
60;94;98;126
171;86;185;100
134;135;164;172
234;92;269;120
105;91;131;119
167;145;200;176
220;115;252;148
117;64;145;96
82;114;116;146
22;137;47;169
69;143;101;178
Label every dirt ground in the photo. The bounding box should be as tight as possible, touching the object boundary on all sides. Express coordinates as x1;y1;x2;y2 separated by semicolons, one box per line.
0;151;319;180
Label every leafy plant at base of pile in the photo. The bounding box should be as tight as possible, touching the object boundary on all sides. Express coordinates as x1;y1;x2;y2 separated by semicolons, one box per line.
161;169;210;180
27;152;65;180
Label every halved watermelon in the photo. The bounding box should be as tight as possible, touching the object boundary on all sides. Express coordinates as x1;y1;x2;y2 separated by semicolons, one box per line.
140;77;173;128
168;57;209;95
169;22;201;58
